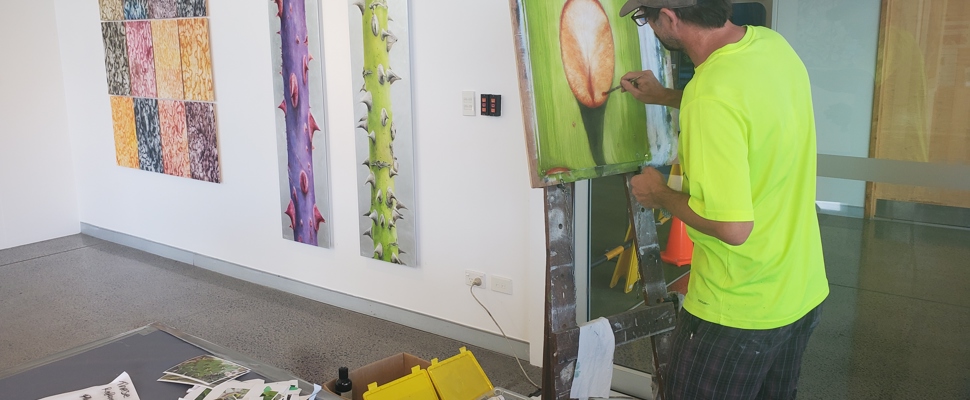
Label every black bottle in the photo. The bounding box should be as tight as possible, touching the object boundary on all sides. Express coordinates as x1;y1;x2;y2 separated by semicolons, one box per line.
335;366;353;399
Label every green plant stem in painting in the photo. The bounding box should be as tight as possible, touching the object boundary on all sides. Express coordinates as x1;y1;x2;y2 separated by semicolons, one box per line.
599;0;649;165
359;0;403;264
524;0;649;182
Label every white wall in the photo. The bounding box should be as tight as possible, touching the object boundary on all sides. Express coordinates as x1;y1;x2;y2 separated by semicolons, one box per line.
55;0;548;364
776;0;882;208
0;0;80;250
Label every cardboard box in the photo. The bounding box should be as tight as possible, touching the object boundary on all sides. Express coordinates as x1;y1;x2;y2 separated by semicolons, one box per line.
323;353;432;400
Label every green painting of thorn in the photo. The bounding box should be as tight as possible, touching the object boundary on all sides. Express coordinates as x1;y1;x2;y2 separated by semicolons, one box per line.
362;0;397;264
351;0;414;266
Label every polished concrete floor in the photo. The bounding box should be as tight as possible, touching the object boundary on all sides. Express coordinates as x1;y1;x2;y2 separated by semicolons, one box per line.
1;213;968;399
0;236;543;396
801;214;970;399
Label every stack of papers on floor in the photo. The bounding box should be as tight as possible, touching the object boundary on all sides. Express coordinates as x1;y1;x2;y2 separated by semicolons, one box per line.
39;372;141;400
159;355;252;388
160;355;318;400
180;379;311;400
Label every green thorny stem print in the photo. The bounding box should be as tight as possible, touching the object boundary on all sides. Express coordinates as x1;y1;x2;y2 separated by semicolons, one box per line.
355;0;405;265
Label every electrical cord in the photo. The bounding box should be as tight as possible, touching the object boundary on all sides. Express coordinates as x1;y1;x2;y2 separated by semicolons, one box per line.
469;279;542;391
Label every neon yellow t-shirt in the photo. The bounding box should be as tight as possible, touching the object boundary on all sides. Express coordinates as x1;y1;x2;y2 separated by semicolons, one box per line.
679;26;829;329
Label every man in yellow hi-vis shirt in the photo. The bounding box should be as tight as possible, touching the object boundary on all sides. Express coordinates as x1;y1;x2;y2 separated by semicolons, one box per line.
619;0;829;398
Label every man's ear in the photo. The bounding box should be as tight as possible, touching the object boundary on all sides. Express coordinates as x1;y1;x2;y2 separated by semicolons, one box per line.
659;8;678;27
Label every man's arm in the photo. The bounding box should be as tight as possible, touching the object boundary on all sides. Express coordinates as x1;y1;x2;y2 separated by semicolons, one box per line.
631;168;753;246
620;70;684;109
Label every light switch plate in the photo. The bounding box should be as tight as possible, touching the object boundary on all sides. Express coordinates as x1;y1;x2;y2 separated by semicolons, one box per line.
462;91;476;116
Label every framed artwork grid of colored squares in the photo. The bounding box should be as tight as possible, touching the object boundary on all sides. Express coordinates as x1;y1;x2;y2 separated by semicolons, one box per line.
100;0;221;183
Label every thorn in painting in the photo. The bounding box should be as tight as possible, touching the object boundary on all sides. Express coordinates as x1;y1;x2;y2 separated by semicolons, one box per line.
359;91;373;111
385;33;398;51
386;69;401;85
284;200;296;229
386;188;397;206
308;113;321;134
313;205;325;230
365;170;376;187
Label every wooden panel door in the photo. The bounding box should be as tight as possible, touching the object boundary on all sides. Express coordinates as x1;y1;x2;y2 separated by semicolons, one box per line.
867;0;970;215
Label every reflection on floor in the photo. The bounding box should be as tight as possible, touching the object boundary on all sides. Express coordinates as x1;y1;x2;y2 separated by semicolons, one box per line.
0;236;542;396
593;214;970;398
805;215;970;399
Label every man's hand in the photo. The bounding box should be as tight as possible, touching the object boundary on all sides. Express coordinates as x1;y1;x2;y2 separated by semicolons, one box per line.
633;167;755;246
620;70;683;109
631;167;674;209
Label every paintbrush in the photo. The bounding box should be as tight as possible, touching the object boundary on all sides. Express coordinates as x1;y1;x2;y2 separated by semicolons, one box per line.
603;76;640;95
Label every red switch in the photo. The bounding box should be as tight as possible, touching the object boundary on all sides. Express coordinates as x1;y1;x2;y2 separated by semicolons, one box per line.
480;94;502;116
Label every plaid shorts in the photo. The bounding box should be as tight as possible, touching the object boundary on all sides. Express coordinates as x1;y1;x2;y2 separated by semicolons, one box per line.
662;305;822;400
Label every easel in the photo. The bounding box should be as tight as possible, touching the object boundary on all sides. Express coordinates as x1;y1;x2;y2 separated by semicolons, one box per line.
541;173;678;399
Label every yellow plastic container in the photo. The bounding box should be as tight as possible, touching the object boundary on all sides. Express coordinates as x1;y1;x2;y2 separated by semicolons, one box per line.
427;347;494;400
362;365;440;400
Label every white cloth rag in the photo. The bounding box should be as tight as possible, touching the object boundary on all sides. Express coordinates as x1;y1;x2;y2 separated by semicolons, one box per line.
569;317;615;400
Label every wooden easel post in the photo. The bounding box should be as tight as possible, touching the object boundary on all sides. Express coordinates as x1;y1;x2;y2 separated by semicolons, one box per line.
625;173;677;398
541;183;579;399
541;174;677;399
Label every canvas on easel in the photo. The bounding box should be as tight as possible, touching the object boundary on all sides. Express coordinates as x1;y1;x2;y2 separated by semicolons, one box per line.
510;0;678;187
509;2;681;398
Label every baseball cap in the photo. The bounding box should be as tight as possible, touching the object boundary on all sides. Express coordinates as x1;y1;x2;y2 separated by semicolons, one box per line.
619;0;698;17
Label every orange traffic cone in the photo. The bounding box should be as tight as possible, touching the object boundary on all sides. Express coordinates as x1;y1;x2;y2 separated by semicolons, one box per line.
661;217;693;267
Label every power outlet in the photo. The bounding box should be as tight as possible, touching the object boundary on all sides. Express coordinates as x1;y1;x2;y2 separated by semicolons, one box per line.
492;276;513;295
465;270;486;287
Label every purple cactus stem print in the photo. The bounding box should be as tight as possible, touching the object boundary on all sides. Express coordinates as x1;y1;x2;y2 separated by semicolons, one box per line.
277;0;322;245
